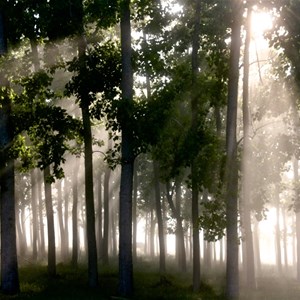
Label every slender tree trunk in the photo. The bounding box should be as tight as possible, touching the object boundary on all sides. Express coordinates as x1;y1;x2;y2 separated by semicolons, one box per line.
225;1;243;299
153;161;166;273
31;169;38;261
241;6;255;290
132;161;138;263
191;0;201;292
102;165;111;265
150;207;155;257
57;180;66;261
15;196;27;257
275;185;282;275
64;179;69;260
111;195;117;257
44;166;56;276
144;212;149;255
282;207;288;271
97;171;103;261
71;159;80;267
293;158;300;281
253;218;261;276
175;180;186;272
118;0;134;296
78;34;98;287
38;170;46;258
15;204;25;256
166;180;186;272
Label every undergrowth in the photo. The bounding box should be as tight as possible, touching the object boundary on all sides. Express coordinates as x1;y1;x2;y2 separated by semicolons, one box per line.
0;260;223;300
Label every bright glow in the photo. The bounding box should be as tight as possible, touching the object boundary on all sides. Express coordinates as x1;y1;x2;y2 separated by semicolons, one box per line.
251;9;274;37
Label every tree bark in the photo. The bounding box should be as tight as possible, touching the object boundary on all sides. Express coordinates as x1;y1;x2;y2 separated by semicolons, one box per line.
81;101;98;287
150;207;155;257
97;171;103;261
57;179;66;261
44;166;56;276
225;0;243;299
253;218;261;276
153;161;166;273
63;179;69;260
118;0;134;296
102;165;111;265
166;180;186;272
241;6;255;290
293;157;300;281
275;185;282;275
31;169;38;261
175;180;187;272
71;159;80;267
38;170;46;258
0;8;19;294
132;161;138;263
191;0;201;292
77;33;98;287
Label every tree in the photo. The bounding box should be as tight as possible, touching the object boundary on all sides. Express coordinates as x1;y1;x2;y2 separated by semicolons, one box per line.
241;5;255;289
118;0;134;296
0;6;20;294
71;157;80;267
191;0;201;291
153;161;166;273
225;0;243;299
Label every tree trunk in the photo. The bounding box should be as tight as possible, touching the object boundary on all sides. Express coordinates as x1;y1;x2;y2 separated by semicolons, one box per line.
64;179;69;261
191;0;201;292
15;203;25;256
275;185;282;275
166;180;186;272
71;159;80;267
31;169;38;261
82;102;98;286
16;196;27;257
150;207;155;257
44;166;56;276
153;161;166;273
241;6;255;290
132;161;138;263
97;171;103;261
225;1;243;299
175;180;186;272
111;194;117;257
253;218;261;276
0;8;19;294
294;158;300;281
118;0;134;296
38;170;46;258
78;34;98;287
282;207;288;272
102;165;111;265
57;179;66;261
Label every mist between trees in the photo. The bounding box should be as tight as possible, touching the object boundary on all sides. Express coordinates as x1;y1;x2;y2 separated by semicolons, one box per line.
1;1;300;300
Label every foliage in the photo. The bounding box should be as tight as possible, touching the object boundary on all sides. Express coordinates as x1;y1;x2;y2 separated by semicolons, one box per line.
85;0;119;29
10;69;82;180
65;41;122;109
198;196;226;242
267;0;300;87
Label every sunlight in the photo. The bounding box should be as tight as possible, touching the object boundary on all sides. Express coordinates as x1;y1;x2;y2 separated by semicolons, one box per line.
251;8;274;37
249;7;274;54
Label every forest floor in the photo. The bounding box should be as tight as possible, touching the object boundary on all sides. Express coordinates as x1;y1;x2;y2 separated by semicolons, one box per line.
1;260;300;299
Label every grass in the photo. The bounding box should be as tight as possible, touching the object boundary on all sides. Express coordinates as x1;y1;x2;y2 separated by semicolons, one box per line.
2;261;300;299
0;261;223;300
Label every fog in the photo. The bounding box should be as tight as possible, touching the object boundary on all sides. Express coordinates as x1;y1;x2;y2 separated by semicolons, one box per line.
5;4;300;300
